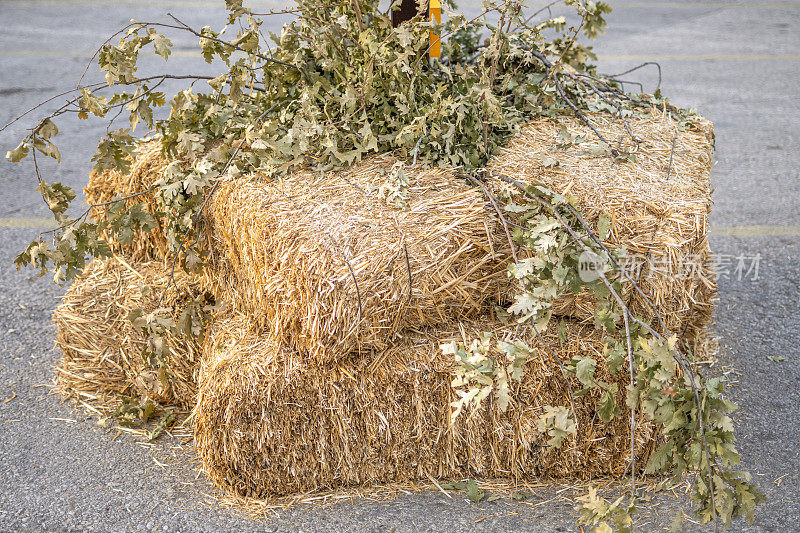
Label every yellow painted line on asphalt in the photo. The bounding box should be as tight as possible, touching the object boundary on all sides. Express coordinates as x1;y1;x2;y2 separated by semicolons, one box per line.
0;50;203;58
2;217;799;237
599;54;800;61
1;0;288;6
0;51;87;57
612;1;799;7
0;217;56;229
711;226;800;237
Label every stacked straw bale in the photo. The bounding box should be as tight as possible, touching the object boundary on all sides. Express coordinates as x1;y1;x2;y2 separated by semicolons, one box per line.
205;155;507;361
195;313;663;497
62;106;718;500
54;256;207;410
489;107;717;341
84;140;171;262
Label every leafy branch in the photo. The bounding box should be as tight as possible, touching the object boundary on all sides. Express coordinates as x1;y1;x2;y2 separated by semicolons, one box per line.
447;173;764;530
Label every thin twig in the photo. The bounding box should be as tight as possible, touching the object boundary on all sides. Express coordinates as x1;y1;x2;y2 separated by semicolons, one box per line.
2;75;214;134
166;14;303;74
553;74;617;156
572;75;637;144
529;319;579;434
522;0;563;26
460;173;518;264
622;309;637;511
605;77;644;94
550;18;585;74
665;134;677;182
350;0;365;32
603;62;662;93
272;182;366;324
413;8;493;68
403;242;413;307
524;48;618;155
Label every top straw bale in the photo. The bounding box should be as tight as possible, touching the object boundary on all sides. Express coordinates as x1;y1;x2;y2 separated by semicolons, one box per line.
205;154;507;361
488;106;717;341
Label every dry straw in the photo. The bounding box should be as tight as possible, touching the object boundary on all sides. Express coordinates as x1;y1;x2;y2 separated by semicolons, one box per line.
194;312;665;498
58;107;719;502
54;256;207;411
488;106;717;341
205;154;507;362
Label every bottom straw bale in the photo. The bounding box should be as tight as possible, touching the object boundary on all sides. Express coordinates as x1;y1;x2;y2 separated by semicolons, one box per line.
195;314;667;497
54;256;210;410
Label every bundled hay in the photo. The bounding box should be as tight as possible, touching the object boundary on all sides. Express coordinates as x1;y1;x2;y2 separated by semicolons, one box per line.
54;256;209;410
489;107;717;341
205;155;507;361
84;140;171;262
195;313;662;497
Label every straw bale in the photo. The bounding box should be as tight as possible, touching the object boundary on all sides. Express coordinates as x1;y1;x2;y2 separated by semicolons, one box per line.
195;313;662;497
54;256;209;410
205;155;506;362
84;140;171;261
488;107;717;341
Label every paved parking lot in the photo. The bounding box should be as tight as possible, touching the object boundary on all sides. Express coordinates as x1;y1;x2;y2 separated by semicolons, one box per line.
1;1;798;531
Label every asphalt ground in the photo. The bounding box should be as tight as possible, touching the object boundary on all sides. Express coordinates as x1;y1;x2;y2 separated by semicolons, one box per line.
0;1;798;531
